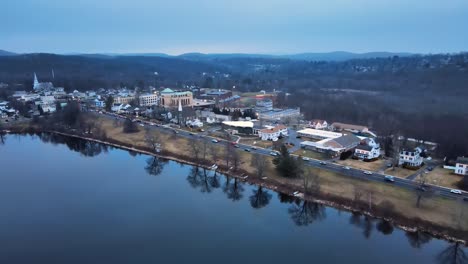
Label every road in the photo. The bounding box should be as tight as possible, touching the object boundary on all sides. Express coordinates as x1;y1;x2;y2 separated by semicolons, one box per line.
102;111;468;201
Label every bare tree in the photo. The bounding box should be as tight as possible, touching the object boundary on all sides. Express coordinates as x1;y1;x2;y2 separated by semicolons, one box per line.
223;143;234;168
209;143;219;164
189;138;202;164
303;168;320;198
145;129;163;153
251;153;267;178
249;186;272;209
288;201;326;226
200;139;209;163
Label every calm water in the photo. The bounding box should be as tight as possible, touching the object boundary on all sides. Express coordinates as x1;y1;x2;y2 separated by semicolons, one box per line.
0;134;465;264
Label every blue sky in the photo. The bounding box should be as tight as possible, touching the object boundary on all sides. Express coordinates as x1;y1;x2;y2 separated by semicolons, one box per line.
2;0;467;54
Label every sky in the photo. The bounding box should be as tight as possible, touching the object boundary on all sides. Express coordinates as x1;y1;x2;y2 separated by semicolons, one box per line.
2;0;468;55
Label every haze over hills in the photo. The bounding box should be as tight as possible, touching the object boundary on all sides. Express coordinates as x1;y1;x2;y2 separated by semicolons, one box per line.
0;49;414;61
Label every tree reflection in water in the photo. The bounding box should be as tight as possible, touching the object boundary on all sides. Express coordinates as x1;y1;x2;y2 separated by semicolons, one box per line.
38;133;109;157
405;230;432;249
288;200;326;226
376;220;394;235
349;212;374;239
223;177;244;202
187;167;223;193
249;186;272;209
144;157;168;176
437;242;468;264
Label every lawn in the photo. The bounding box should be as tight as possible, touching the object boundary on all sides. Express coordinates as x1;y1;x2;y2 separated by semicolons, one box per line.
293;149;328;160
415;167;463;189
239;137;273;149
337;158;386;172
384;167;416;178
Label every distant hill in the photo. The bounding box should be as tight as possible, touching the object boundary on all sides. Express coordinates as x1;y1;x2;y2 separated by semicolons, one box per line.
0;50;17;56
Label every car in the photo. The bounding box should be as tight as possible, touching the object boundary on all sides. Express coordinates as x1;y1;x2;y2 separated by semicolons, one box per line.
450;189;462;195
384;175;395;182
344;166;350;170
251;146;257;150
199;129;205;132
211;139;219;143
320;161;327;165
189;132;195;135
234;144;240;148
363;170;372;175
244;148;251;152
296;135;301;138
427;166;434;171
463;197;468;202
386;163;392;168
173;130;179;134
231;142;237;145
302;157;310;161
269;151;278;156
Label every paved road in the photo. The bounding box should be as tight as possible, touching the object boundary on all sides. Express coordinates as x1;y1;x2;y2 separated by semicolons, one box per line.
101;112;468;201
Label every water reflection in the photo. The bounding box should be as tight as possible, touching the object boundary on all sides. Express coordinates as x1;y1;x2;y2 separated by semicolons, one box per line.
187;167;222;193
145;157;168;176
376;220;394;235
38;133;109;157
288;201;326;226
349;213;374;239
437;242;468;264
405;230;432;249
223;177;244;201
249;186;272;209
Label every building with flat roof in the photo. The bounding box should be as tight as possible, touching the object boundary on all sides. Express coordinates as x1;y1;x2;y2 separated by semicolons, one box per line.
297;128;342;140
139;93;159;107
258;125;288;141
258;107;300;120
222;121;254;134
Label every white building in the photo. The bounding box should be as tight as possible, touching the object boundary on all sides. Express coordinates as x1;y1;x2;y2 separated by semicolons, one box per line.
354;138;381;160
398;147;424;167
308;119;328;130
114;95;135;105
256;99;273;112
297;128;342;140
455;157;468;176
258;125;288;141
33;73;54;91
186;119;204;128
139;93;159;106
258;108;300;120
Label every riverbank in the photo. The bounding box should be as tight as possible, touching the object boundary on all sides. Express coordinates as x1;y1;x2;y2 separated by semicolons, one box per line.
3;120;468;244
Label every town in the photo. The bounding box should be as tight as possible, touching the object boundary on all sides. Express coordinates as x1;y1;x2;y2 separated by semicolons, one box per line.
1;72;467;199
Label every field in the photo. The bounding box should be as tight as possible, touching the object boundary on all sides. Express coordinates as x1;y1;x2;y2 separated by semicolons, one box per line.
292;149;328;160
337;158;386;172
415;167;463;189
385;167;416;178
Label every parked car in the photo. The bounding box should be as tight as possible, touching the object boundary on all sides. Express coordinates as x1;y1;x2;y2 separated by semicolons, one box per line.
211;139;219;143
363;170;373;175
319;161;327;165
450;189;462;195
234;144;240;148
344;166;350;170
269;151;278;156
251;146;257;150
302;157;310;161
463;197;468;202
416;186;427;192
384;175;395;182
244;148;251;152
427;166;434;171
386;163;392;168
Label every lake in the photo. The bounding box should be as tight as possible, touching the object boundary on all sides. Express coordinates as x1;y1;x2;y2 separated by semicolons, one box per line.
0;134;465;264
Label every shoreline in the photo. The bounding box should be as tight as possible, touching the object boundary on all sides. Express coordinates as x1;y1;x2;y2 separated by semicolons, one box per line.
2;127;467;245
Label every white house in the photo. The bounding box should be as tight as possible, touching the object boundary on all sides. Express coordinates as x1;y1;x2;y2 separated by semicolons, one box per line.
95;98;105;108
258;125;288;141
455;157;468;176
308;119;328;130
398;147;423;167
186;119;203;128
354;138;380;160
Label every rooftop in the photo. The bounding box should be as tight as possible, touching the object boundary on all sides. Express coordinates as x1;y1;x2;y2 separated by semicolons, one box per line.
222;121;254;128
297;128;342;139
456;157;468;164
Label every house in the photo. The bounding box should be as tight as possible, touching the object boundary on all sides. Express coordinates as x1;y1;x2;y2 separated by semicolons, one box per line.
354;138;381;160
258;125;288;141
94;98;105;108
398;147;424;168
186;119;204;128
455;157;468;176
308;119;328;130
139;93;159;106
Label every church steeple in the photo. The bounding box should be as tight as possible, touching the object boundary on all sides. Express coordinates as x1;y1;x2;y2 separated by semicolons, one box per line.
33;72;39;90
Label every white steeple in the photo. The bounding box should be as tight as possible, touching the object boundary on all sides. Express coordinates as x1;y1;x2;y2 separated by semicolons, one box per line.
178;99;182;112
33;72;39;90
